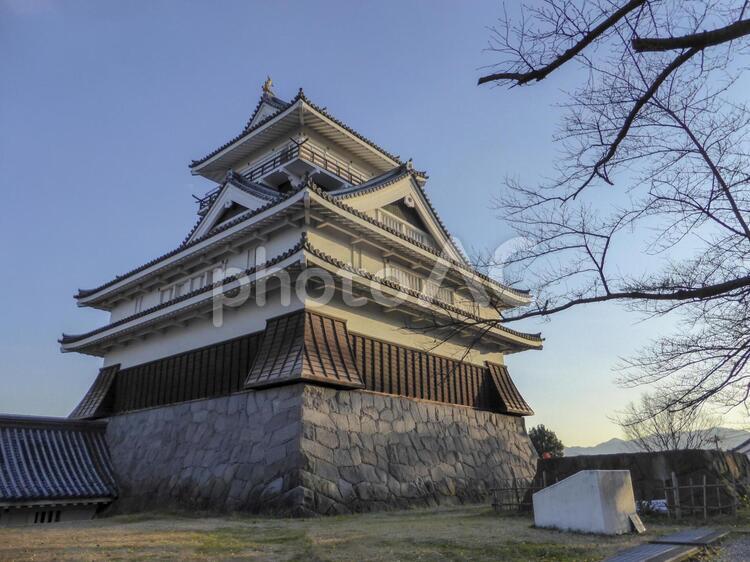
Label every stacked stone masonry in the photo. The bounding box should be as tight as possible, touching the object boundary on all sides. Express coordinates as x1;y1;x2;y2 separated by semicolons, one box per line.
105;383;537;516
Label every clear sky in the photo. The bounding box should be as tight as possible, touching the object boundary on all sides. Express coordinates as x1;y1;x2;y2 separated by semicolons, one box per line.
1;0;733;446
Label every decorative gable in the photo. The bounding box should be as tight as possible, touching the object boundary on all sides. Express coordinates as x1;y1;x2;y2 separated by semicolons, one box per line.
186;180;278;243
333;170;466;263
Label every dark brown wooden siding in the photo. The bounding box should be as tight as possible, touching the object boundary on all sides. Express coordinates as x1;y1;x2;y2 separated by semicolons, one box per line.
95;324;529;417
112;332;262;413
348;333;503;412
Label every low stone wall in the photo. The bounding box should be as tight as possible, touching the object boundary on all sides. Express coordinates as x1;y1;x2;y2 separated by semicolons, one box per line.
105;385;305;515
298;385;537;515
105;384;537;515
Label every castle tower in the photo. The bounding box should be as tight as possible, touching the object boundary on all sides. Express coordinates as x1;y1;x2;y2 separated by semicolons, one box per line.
60;81;542;515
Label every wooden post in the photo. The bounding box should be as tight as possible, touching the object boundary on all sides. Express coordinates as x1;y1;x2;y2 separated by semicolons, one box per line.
672;472;681;520
542;470;547;489
702;475;707;521
664;478;671;519
731;471;738;517
689;478;695;513
716;484;721;515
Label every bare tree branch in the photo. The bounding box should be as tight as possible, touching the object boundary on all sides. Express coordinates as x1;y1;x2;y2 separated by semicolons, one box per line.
478;0;647;86
633;18;750;52
478;0;750;412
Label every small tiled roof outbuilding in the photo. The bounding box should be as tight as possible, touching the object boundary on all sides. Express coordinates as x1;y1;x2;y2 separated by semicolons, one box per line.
0;415;117;505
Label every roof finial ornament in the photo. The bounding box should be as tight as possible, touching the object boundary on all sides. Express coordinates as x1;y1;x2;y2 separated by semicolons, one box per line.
262;76;274;96
406;158;414;171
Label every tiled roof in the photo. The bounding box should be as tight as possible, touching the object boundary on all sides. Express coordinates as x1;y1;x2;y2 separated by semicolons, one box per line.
243;93;291;132
327;165;468;263
69;365;119;419
180;173;281;247
75;178;529;307
75;186;303;301
227;171;279;200
733;437;750;454
328;165;410;198
62;239;306;346
311;185;532;299
190;88;404;169
486;362;534;416
297;90;402;164
301;238;542;346
0;415;117;504
190;91;300;169
244;310;364;389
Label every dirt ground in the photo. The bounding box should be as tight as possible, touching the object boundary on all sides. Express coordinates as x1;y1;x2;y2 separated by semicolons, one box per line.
0;504;704;562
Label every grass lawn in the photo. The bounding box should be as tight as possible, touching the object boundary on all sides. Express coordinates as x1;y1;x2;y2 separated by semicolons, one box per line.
0;504;691;561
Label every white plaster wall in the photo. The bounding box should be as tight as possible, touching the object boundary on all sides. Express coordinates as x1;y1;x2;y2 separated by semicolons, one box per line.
103;291;303;369
312;294;505;367
107;225;303;324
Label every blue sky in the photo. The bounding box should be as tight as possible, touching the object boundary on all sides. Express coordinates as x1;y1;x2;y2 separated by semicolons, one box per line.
0;0;723;446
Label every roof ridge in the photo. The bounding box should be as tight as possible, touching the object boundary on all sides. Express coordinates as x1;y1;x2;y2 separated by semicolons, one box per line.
191;88;406;170
76;186;304;300
301;239;542;345
328;165;409;197
63;238;308;345
308;185;531;299
243;92;291;132
297;93;402;165
190;89;304;169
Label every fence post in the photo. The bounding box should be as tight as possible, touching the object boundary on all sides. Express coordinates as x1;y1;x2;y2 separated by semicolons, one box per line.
689;477;695;513
731;471;738;517
702;475;707;521
542;471;547;489
672;472;681;520
664;478;670;519
716;484;721;515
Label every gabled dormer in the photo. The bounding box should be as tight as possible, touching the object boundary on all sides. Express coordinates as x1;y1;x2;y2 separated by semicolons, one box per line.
187;171;280;244
330;163;466;264
244;77;290;129
189;81;402;192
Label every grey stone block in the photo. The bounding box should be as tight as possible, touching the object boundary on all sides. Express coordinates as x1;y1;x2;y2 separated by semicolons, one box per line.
104;382;536;516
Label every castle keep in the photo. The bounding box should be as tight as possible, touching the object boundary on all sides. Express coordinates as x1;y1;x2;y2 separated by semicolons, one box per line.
1;81;542;522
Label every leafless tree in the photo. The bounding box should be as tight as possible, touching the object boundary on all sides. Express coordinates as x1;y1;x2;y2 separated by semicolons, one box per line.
615;391;723;451
476;1;750;412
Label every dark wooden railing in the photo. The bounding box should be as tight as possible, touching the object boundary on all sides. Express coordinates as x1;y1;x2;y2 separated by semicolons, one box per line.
193;141;369;215
240;141;368;186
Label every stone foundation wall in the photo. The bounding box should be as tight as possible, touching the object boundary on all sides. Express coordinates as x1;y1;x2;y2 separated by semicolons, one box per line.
298;385;537;515
105;385;306;515
104;384;537;515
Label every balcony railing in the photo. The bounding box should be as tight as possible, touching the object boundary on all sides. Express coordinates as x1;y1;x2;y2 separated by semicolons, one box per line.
240;141;370;186
298;143;369;186
376;209;435;248
423;280;454;305
385;264;454;305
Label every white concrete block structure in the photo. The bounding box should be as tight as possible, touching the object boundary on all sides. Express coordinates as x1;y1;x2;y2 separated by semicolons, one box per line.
533;470;638;535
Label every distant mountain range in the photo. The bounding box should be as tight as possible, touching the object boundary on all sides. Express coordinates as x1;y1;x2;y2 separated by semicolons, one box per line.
564;427;750;457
